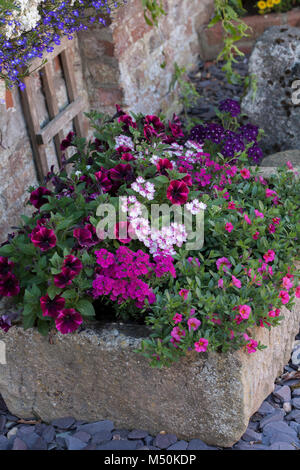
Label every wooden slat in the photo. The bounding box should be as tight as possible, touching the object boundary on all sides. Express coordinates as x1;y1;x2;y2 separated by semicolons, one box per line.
40;62;64;166
26;36;73;74
19;75;49;181
36;96;85;145
60;48;85;138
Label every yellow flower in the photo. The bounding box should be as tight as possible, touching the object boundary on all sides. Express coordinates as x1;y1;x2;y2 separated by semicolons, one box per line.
257;1;267;9
266;0;274;6
273;0;281;4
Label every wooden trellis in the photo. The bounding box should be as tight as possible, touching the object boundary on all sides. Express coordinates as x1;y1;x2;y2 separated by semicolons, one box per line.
20;36;86;182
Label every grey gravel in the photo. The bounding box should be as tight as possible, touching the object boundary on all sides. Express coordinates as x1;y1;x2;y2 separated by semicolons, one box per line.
273;385;291;403
153;433;177;449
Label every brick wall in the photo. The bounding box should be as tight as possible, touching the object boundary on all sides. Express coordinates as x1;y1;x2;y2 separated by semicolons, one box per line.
78;0;214;117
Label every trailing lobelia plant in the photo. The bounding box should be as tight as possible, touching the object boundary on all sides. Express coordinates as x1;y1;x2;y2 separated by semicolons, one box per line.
0;102;299;367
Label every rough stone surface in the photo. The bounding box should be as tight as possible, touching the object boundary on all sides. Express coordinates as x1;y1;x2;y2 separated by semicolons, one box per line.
0;286;299;448
242;26;300;155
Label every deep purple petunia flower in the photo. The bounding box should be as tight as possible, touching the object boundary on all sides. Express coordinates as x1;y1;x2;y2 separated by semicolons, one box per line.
0;272;20;297
167;180;189;205
30;227;57;252
109;163;134;183
145;115;165;131
94;169;112;193
40;294;66;318
29;186;52;209
0;315;12;332
54;268;74;288
62;255;82;277
73;224;99;248
0;257;14;276
157;158;173;175
60;131;75;151
55;308;83;334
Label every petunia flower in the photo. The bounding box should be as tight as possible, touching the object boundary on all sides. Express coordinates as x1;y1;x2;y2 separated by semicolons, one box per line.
40;294;65;318
30;226;56;252
55;308;83;334
62;255;83;277
29;186;52;209
167;180;189;205
0;272;20;297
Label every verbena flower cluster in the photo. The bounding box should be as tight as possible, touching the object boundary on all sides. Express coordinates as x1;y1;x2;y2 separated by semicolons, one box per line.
0;102;299;368
0;0;124;88
190;99;264;165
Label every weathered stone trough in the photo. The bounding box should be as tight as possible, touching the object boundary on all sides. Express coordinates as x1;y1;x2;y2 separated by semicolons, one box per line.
0;291;299;447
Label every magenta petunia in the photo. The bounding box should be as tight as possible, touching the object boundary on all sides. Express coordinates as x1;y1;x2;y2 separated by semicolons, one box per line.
94;169;113;193
118;114;137;131
62;255;83;277
167;180;189;205
60;131;74;151
187;317;201;332
55;308;83;334
157;158;173;175
29;186;52;209
143;124;158;140
54;268;74;288
109;163;134;183
0;256;14;276
73;224;99;248
0;272;20;297
145;115;165;131
40;294;66;318
0;315;12;332
30;226;56;252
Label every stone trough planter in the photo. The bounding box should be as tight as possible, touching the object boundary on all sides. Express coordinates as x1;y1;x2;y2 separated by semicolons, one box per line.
0;284;299;447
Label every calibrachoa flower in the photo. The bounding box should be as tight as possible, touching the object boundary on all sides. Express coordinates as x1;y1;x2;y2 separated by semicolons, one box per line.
173;313;183;324
171;326;186;342
253;231;260;240
279;290;290;305
30;226;56;252
216;257;232;272
187;317;201;331
194;338;208;352
231;275;241;288
263;250;275;263
243;334;258;354
179;289;189;300
240;168;251;179
55;308;83;334
295;286;300;298
40;294;65;319
225;222;234;233
239;304;251;319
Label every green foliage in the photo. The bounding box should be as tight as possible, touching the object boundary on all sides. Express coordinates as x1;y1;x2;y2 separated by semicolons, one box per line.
169;62;203;132
141;0;166;26
209;0;251;84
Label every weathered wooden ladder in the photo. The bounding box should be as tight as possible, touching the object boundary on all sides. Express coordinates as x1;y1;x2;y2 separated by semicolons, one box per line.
20;36;86;182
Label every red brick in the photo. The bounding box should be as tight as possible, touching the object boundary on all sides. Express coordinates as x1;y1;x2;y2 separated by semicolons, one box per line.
97;87;123;107
5;89;13;110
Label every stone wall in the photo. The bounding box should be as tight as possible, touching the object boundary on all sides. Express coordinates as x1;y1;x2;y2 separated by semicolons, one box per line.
78;0;214;116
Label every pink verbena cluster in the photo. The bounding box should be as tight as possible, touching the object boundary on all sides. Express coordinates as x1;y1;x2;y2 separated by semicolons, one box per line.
92;247;176;308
